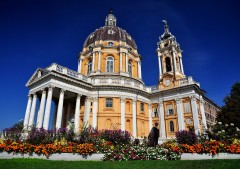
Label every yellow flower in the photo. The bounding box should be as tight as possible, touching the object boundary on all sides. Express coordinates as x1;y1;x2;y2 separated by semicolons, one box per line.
232;138;240;145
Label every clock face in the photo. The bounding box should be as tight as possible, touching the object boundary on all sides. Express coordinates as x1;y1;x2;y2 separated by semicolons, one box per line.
186;118;192;125
164;79;171;86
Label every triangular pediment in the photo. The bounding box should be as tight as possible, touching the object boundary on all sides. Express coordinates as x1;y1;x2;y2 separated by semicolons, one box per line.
26;68;45;86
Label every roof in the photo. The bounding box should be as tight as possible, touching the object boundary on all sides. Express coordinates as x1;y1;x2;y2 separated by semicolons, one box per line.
83;26;137;49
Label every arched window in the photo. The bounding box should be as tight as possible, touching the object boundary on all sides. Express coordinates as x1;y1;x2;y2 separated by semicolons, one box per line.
165;57;172;72
170;121;174;132
106;57;114;73
87;60;92;75
108;42;114;46
126;119;131;132
128;60;132;76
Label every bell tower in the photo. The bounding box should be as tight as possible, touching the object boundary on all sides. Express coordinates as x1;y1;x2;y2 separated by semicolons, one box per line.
156;20;186;89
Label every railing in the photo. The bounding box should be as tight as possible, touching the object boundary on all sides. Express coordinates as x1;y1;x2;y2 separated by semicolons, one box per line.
150;85;159;93
47;63;91;83
46;63;200;93
177;76;200;87
93;77;147;91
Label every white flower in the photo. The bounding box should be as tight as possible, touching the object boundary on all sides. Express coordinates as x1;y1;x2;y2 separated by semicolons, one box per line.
218;122;222;125
218;131;221;133
230;123;234;126
225;124;228;127
236;127;240;131
222;130;225;133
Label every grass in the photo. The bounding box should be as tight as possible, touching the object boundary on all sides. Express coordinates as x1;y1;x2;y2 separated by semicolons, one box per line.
0;159;240;169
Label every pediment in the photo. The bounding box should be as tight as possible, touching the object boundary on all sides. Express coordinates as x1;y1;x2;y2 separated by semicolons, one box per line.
26;68;46;86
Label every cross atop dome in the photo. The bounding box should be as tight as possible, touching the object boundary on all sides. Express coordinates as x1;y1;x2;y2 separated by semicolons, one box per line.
105;8;117;26
109;7;113;14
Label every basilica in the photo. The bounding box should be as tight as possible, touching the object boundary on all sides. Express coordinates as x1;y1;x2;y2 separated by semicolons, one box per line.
23;11;220;139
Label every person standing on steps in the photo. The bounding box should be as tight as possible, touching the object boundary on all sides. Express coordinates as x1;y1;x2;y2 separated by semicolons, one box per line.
148;123;159;147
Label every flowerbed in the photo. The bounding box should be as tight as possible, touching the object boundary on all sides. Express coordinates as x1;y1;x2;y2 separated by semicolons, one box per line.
164;140;240;156
102;144;180;161
0;141;96;158
1;123;240;161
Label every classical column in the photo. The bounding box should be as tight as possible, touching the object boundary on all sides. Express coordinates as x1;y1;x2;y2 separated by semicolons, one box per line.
83;97;90;126
52;101;58;129
92;97;98;128
92;51;95;72
56;89;65;129
138;61;142;79
74;94;81;133
36;90;47;128
172;51;177;71
148;103;152;132
120;97;125;131
78;58;82;73
158;100;166;139
125;53;128;73
23;94;32;129
158;55;162;76
43;87;53;130
200;98;207;129
132;99;137;137
28;94;37;127
191;96;200;135
180;57;184;74
120;52;123;72
97;51;101;72
66;102;72;127
176;99;185;131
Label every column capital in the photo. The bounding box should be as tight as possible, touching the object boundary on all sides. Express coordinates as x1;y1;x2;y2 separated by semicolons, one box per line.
93;97;98;101
33;94;37;98
158;99;164;105
190;95;197;101
41;89;47;94
120;97;125;103
148;103;152;109
85;96;91;101
48;85;55;90
60;89;66;94
76;93;82;97
175;98;182;104
132;99;136;104
28;94;32;98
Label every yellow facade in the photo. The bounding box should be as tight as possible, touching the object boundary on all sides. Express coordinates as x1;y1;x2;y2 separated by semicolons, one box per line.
24;11;220;140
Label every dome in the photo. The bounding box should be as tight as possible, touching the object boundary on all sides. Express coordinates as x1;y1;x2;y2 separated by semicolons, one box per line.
83;26;137;49
83;11;137;49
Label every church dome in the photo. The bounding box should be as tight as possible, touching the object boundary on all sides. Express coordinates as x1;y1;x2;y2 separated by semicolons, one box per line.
83;10;137;49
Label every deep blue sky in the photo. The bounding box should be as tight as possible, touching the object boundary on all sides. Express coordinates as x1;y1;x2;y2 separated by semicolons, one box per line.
1;0;240;130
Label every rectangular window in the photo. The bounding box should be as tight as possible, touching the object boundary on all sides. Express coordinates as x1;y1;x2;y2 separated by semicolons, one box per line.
153;108;158;117
106;98;113;108
166;104;174;115
140;103;144;112
184;102;191;113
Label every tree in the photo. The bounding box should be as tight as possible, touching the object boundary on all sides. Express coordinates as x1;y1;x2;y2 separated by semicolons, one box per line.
217;82;240;128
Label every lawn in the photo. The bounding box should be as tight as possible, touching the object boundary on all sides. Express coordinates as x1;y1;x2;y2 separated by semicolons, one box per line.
0;159;240;169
